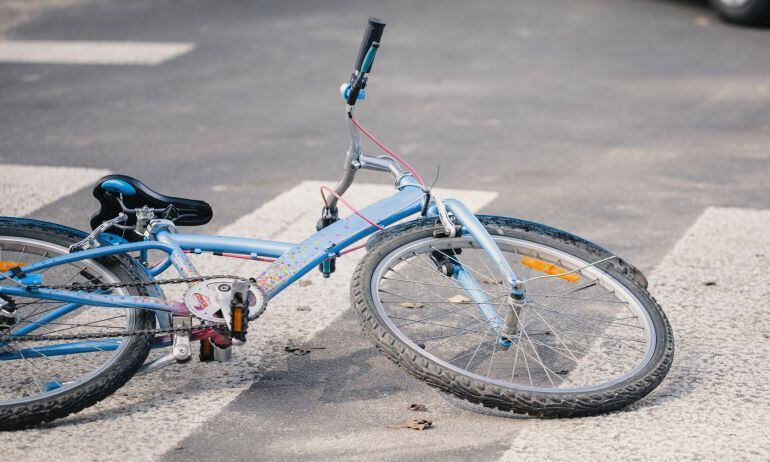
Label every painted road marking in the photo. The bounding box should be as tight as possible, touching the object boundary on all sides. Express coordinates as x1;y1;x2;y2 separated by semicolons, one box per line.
499;207;770;461
0;164;109;216
0;41;194;65
0;180;497;462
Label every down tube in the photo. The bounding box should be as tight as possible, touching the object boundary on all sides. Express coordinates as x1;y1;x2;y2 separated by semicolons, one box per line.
255;186;425;297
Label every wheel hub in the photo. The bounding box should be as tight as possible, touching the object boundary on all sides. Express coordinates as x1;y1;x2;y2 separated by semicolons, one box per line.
500;293;525;340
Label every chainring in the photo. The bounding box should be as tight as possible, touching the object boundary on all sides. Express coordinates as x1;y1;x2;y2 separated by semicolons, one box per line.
183;278;267;323
0;274;266;342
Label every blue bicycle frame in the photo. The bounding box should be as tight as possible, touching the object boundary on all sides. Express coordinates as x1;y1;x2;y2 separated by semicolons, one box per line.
0;110;523;361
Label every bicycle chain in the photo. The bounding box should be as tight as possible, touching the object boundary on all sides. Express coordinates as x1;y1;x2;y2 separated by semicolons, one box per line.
0;326;195;343
29;273;254;292
0;274;253;343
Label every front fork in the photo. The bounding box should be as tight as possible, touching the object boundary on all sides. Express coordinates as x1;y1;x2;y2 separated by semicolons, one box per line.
427;198;525;346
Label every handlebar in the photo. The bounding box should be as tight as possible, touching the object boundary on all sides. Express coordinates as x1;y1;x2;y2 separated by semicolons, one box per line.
326;18;388;211
353;17;386;72
346;17;386;105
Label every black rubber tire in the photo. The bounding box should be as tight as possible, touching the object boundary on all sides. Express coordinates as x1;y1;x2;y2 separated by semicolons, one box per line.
710;0;770;25
0;218;155;430
351;216;674;418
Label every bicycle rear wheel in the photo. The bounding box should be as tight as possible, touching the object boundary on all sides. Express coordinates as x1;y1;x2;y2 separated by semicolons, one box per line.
0;218;155;430
352;216;674;417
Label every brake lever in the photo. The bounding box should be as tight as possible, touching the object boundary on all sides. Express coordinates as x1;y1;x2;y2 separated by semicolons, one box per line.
69;213;128;253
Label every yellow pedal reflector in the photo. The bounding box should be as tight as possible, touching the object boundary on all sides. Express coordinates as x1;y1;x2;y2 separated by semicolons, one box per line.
521;256;580;283
0;261;24;272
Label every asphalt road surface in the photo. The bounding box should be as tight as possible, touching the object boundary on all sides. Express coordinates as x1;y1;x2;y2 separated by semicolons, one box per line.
1;0;769;460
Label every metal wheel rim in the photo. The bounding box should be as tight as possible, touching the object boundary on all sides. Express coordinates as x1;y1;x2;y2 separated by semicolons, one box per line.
0;236;138;406
370;235;656;394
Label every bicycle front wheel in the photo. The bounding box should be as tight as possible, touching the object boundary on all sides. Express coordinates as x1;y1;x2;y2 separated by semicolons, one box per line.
352;216;673;417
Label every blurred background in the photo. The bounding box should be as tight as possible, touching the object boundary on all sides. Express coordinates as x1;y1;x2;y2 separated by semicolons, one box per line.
0;0;768;272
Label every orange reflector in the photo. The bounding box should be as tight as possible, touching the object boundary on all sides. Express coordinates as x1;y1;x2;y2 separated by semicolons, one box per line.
232;307;243;333
521;256;580;283
0;261;24;272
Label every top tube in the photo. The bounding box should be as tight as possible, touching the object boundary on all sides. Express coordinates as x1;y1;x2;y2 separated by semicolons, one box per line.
168;234;293;259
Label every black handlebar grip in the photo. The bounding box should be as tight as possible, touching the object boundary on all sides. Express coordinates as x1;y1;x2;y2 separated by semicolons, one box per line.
353;17;386;72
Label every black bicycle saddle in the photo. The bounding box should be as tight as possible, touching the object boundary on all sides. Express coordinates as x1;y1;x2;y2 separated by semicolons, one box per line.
90;174;213;240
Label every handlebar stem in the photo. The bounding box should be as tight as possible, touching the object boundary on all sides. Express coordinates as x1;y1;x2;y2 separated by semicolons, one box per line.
324;107;361;210
324;106;415;210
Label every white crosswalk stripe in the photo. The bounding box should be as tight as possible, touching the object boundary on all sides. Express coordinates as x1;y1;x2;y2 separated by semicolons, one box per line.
0;177;497;461
0;164;109;216
498;207;770;461
0;41;194;65
5;168;766;459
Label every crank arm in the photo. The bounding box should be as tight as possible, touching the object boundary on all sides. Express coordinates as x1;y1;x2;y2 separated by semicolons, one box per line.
172;316;192;362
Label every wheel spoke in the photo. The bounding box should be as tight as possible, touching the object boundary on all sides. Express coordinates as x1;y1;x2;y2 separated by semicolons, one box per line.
378;288;489;325
369;232;656;394
0;236;139;406
526;300;646;351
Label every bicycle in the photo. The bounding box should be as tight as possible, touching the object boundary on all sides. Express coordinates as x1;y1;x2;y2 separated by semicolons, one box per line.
0;18;673;429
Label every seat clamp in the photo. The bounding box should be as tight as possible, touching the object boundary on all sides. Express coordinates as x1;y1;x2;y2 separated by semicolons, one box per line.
146;219;178;236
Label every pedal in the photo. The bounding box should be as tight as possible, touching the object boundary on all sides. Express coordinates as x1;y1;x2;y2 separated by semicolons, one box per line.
172;316;192;363
199;337;232;362
199;338;215;362
229;281;250;345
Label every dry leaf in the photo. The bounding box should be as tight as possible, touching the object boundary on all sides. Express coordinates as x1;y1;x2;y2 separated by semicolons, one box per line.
387;419;433;430
405;419;432;430
400;302;424;309
409;403;428;412
447;294;472;303
299;280;313;287
482;277;502;285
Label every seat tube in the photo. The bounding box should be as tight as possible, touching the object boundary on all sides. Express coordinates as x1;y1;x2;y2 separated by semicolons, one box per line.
154;229;200;280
